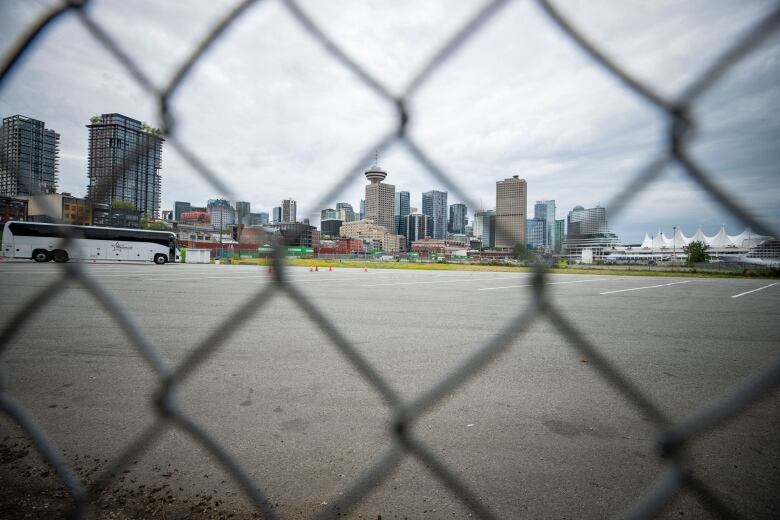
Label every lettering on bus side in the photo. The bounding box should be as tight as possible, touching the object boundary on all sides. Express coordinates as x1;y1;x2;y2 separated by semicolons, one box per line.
111;242;133;252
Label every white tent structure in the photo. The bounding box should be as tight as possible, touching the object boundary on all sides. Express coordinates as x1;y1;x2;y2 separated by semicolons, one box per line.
639;226;771;252
609;226;776;264
728;227;765;249
709;225;734;249
672;228;688;249
690;226;708;244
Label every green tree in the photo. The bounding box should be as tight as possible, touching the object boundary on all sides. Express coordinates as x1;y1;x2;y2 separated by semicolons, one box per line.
89;115;102;124
141;121;162;135
511;242;535;261
111;199;135;210
140;217;169;230
684;240;709;265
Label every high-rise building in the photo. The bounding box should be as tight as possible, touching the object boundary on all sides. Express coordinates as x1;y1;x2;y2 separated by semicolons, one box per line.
282;198;296;223
495;175;527;249
473;210;496;248
422;190;448;240
359;199;365;221
563;205;620;258
526;217;546;250
554;219;565;253
321;219;342;237
272;206;282;223
472;211;484;241
250;212;269;225
394;191;410;236
567;205;609;235
364;162;395;233
0;115;60;196
336;202;355;222
403;212;433;248
534;200;556;252
321;208;337;221
208;198;235;229
174;201;191;221
448;203;467;235
236;201;251;225
87;113;163;218
482;210;496;248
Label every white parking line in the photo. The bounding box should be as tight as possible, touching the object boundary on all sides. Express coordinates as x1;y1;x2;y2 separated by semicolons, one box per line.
478;279;604;291
361;276;532;287
731;282;779;299
143;273;400;283
599;280;690;295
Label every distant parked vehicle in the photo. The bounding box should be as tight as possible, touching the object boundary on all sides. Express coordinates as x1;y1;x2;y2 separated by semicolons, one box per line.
1;221;179;264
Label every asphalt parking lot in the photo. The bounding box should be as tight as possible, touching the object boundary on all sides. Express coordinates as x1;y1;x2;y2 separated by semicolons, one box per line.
1;261;779;519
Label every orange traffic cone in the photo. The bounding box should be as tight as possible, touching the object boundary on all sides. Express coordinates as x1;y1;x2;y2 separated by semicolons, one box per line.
363;267;368;272
268;266;273;273
315;266;319;272
328;266;333;272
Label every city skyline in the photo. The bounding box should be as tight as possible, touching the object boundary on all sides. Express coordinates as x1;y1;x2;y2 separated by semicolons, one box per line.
2;2;777;243
2;115;767;248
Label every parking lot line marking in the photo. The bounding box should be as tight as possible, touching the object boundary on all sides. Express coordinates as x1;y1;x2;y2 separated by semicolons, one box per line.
142;273;403;283
731;282;779;299
478;279;603;291
361;275;532;287
599;280;690;295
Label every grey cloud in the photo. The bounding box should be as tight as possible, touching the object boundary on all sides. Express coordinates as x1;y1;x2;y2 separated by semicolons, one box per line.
0;0;777;243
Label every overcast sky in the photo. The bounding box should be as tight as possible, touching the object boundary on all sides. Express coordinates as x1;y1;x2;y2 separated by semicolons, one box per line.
1;0;778;242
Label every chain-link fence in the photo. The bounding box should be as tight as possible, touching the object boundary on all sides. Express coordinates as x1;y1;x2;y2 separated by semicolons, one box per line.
1;0;780;518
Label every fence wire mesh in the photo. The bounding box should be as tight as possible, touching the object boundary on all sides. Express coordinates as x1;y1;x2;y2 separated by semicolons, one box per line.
1;0;780;518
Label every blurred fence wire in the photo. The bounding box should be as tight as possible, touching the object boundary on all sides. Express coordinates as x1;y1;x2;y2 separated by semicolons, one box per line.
1;0;780;518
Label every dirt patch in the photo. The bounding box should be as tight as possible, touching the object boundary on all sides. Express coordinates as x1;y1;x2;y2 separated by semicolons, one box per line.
0;437;270;519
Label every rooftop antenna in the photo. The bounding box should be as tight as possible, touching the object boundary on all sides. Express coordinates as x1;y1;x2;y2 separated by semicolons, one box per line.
374;149;379;167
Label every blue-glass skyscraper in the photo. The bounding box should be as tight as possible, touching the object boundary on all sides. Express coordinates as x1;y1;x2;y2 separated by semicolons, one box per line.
394;191;410;236
533;200;556;252
448;203;467;235
526;217;546;250
422;190;448;239
476;210;495;248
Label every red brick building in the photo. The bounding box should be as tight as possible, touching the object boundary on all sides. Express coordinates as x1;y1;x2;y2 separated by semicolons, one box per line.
411;238;469;259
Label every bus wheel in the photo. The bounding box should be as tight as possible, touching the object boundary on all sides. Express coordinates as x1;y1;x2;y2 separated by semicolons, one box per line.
33;249;51;263
53;250;69;263
153;254;167;265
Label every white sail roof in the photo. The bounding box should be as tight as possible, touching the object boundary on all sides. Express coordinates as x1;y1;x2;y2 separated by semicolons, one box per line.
689;227;708;243
672;228;688;249
651;233;668;249
728;227;772;249
709;225;735;248
640;226;774;251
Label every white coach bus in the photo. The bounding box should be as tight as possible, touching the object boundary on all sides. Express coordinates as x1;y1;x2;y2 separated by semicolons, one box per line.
1;221;179;264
